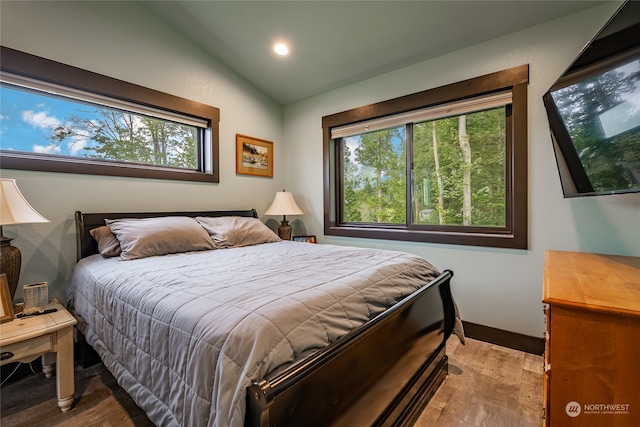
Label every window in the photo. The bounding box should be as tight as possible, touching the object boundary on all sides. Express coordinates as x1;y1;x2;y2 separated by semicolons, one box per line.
0;47;219;182
323;65;529;248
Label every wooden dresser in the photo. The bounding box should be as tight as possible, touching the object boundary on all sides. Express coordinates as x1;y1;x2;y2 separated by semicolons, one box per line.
542;250;640;427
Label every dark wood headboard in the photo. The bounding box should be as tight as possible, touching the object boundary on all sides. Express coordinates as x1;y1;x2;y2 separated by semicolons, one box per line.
75;209;259;261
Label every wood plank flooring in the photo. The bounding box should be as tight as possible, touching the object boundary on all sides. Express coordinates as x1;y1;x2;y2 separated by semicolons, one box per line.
0;337;543;426
416;338;543;426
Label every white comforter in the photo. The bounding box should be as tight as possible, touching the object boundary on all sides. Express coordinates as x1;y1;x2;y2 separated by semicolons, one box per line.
67;241;440;427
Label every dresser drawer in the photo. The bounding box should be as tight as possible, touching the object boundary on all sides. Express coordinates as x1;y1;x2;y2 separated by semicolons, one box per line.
0;334;53;365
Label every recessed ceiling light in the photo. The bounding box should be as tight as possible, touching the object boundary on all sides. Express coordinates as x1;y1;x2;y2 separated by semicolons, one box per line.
273;43;289;56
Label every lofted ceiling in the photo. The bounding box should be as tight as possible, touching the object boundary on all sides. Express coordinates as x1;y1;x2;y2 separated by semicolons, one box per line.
141;1;611;106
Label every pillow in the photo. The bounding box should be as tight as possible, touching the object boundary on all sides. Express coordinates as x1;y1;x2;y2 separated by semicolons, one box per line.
106;216;215;260
195;216;280;249
89;226;122;257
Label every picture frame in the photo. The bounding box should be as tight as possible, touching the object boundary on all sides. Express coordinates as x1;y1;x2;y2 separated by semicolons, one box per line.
0;273;15;323
236;134;273;177
293;235;317;243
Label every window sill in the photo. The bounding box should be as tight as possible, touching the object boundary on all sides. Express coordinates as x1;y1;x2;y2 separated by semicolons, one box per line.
324;224;527;249
0;151;218;183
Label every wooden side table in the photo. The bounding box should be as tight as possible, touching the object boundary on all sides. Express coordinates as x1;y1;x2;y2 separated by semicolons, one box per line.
0;299;77;412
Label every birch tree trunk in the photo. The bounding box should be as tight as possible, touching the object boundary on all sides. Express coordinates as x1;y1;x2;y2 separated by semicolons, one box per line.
432;122;445;224
459;115;472;225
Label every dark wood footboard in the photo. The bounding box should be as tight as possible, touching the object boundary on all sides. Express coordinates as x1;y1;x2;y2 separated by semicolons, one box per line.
246;270;455;427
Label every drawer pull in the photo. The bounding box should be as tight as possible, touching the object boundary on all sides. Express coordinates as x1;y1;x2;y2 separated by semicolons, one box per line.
1;351;14;361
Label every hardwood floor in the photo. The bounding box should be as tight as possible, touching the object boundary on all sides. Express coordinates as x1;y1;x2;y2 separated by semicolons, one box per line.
416;338;543;426
0;338;542;427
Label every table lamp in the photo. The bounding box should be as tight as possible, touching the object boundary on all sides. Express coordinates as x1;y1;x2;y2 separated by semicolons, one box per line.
0;178;49;301
264;190;303;240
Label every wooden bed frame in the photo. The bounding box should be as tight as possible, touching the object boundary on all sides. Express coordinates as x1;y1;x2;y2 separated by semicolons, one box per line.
74;209;456;427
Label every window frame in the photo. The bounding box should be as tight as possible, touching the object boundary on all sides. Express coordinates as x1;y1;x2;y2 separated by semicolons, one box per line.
0;46;220;183
322;65;529;249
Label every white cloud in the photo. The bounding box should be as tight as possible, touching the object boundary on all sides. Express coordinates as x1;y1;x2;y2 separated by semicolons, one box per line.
0;114;7;120
32;144;62;154
62;125;93;155
22;110;60;129
68;135;88;154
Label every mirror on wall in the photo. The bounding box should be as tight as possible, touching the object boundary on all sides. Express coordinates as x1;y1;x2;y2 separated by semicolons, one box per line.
543;1;640;197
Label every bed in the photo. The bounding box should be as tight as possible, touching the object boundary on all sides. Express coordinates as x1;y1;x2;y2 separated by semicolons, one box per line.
67;209;461;427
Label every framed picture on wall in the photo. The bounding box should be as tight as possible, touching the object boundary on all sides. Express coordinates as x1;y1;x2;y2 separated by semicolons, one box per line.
0;274;14;323
236;134;273;177
293;235;316;243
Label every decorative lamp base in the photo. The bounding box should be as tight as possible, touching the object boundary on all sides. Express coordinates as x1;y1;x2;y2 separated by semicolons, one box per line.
278;219;292;241
0;237;21;301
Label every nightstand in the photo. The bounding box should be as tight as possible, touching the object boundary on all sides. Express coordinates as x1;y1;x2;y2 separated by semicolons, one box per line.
0;299;77;412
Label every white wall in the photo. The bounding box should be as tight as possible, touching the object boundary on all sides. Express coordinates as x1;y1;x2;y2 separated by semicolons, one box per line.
0;1;285;302
283;2;640;338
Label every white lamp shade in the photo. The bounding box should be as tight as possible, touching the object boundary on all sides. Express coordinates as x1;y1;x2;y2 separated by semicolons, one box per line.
0;179;49;225
264;191;303;216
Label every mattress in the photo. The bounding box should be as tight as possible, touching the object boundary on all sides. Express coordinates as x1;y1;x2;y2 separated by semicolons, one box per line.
67;241;440;427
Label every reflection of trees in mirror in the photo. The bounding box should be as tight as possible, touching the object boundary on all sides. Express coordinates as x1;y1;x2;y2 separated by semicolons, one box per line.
551;58;640;192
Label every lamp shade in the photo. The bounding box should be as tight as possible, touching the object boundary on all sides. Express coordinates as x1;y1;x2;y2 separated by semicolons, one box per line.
0;179;49;225
264;191;303;216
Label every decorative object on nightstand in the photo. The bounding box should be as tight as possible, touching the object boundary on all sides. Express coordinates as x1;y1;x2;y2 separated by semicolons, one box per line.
264;190;303;240
23;281;49;312
0;178;49;302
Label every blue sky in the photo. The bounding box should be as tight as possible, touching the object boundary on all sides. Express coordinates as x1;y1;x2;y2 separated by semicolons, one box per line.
0;85;100;156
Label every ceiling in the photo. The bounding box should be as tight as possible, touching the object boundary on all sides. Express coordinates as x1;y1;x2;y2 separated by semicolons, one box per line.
141;1;611;106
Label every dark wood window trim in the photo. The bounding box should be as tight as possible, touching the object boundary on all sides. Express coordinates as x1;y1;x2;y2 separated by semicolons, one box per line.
322;64;529;249
0;46;220;183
